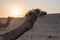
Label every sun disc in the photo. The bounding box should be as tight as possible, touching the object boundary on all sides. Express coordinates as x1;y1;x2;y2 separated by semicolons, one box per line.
12;9;20;15
11;8;22;17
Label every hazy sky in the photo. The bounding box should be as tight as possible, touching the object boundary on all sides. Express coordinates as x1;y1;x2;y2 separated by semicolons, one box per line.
0;0;60;17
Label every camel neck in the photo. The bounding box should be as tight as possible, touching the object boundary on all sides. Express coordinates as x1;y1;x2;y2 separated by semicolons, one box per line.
1;16;37;40
5;18;12;27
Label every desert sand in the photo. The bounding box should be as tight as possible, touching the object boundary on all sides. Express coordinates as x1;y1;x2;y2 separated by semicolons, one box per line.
0;13;60;40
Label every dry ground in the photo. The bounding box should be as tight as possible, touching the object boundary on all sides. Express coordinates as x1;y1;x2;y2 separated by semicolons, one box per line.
0;13;60;40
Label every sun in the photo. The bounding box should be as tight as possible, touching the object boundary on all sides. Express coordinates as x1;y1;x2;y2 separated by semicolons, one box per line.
11;8;21;17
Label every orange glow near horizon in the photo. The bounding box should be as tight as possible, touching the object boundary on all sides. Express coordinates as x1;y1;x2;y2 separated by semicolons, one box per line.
0;2;27;18
11;8;21;17
10;7;25;18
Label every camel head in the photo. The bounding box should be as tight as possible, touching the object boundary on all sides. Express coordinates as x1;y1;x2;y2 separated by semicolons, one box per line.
25;8;47;22
25;9;41;23
7;17;14;23
26;8;41;18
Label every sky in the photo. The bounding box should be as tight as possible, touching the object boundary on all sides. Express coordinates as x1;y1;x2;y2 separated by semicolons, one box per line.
0;0;60;17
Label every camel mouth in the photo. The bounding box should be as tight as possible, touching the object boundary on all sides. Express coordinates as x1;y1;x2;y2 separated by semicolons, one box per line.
40;11;47;15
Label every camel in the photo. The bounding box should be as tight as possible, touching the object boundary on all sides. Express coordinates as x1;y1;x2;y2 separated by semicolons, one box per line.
0;17;14;29
0;9;47;40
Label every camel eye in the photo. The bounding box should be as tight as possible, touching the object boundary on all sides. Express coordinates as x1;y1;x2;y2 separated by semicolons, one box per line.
28;13;32;16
